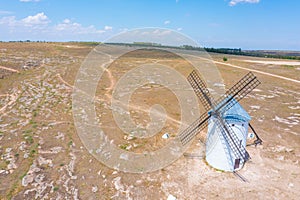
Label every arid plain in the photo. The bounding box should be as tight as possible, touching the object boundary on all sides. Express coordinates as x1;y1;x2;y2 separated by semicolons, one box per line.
0;42;299;199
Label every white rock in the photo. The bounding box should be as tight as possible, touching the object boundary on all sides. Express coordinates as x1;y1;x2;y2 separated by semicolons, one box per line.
24;153;29;158
19;141;27;151
5;148;12;153
120;153;129;160
38;156;53;166
22;174;34;186
7;163;17;170
162;133;170;139
167;194;177;200
92;186;98;193
127;135;135;141
277;156;284;161
113;177;124;191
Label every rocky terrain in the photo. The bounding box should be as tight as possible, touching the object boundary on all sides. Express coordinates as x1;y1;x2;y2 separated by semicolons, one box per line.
0;42;299;199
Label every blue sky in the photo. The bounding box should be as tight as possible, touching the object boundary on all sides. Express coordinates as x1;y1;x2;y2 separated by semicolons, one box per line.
0;0;299;50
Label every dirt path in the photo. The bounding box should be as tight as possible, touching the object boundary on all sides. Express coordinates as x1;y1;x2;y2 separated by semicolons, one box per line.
93;49;115;98
0;65;19;73
56;74;73;88
56;51;184;127
243;60;300;65
214;60;300;84
92;50;184;126
184;54;300;84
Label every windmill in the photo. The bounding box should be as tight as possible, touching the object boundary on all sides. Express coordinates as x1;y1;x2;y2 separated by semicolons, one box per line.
178;70;262;172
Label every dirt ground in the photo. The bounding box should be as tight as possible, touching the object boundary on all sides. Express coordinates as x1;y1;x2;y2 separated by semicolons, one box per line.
0;42;299;200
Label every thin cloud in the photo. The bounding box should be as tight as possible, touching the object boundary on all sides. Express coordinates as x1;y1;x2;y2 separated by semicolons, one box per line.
0;10;13;15
164;20;170;25
0;13;108;41
104;25;112;30
22;12;50;26
209;22;221;27
0;13;49;27
229;0;260;6
20;0;41;2
55;19;105;34
63;19;71;24
153;29;172;36
0;16;17;26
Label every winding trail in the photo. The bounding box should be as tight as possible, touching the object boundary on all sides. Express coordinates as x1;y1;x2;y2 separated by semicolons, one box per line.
0;65;19;73
56;50;183;126
56;74;73;89
92;51;184;126
92;48;115;98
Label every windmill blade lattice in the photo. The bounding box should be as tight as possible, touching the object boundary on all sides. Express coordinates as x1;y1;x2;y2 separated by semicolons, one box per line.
178;112;209;146
187;70;215;111
214;72;260;114
179;70;260;151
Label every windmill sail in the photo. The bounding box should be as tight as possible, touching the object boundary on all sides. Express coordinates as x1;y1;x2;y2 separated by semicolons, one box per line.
178;112;209;146
214;72;260;114
187;70;215;110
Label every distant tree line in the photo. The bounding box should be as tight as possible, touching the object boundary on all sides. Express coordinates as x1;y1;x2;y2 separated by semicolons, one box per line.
0;40;101;46
1;40;298;60
1;40;48;43
105;42;300;60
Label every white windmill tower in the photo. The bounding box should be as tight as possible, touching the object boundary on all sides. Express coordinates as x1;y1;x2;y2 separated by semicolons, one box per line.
178;70;262;172
206;101;251;171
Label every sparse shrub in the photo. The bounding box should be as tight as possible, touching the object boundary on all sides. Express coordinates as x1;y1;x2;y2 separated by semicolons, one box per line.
25;135;34;144
120;144;129;150
53;186;59;191
20;172;27;180
284;65;294;68
223;57;228;62
29;149;36;157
